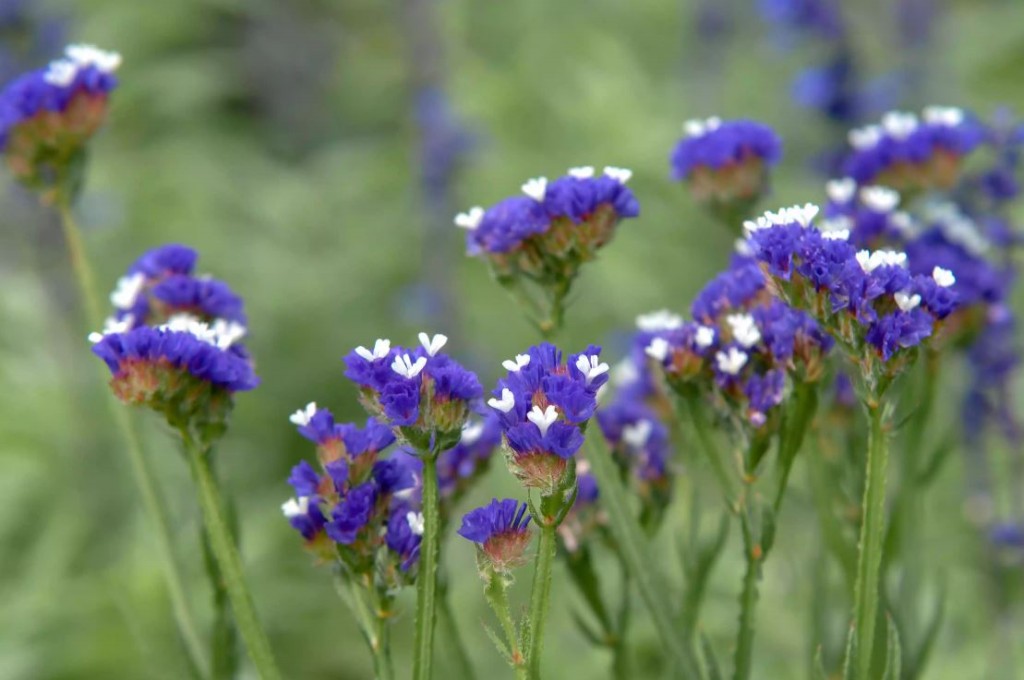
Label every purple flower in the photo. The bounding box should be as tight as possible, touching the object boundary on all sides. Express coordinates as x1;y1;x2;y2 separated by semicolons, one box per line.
282;497;326;542
287;460;320;498
325;482;378;545
386;506;423;571
437;412;501;498
457;498;532;572
671;118;782;180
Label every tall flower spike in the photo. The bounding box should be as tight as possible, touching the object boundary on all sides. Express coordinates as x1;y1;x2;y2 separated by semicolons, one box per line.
460;167;639;335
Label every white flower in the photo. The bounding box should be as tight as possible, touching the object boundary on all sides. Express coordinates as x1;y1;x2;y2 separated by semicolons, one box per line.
715;347;748;375
281;497;309;518
923;106;963;127
849;125;882;150
406;511;425;536
527;405;559;436
860;186;900;213
461;420;485;445
822;229;850;241
894;292;921;312
354;338;391;362
418;332;448;356
826;178;857;204
454;206;484;230
744;203;819;234
695;325;716;348
683;119;706;137
726;313;761;348
391;353;427;379
502;354;531;372
87;315;134;344
856;249;907;273
568;166;594;178
603;166;633;183
734;238;754;256
44;59;77;86
705;116;722;131
212;319;247;349
65;44;122;72
612;359;640;386
289;402;318;426
881;111;919;140
636;309;683;332
575;354;610;385
888;211;916;237
488;388;515;413
645;337;670;362
622;420;652;449
110;272;146;310
522;177;548;202
932;266;956;288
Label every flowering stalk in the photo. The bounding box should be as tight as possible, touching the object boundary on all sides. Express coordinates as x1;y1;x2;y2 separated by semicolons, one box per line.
413;451;440;680
848;397;889;680
334;574;395;680
182;429;281;680
482;566;527;678
525;492;565;679
56;201;209;675
438;579;476;680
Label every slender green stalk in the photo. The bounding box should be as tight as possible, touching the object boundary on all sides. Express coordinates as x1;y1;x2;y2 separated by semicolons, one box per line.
201;459;240;680
368;585;396;680
526;523;557;679
733;516;760;680
438;585;476;680
57;201;209;676
413;454;441;680
849;401;889;680
183;433;281;679
484;570;527;679
585;436;699;677
334;574;394;680
681;391;738;506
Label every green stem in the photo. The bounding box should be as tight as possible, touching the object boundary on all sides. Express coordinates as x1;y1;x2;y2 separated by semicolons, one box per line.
849;400;889;680
368;586;395;680
57;201;209;677
585;436;699;677
773;383;818;513
413;454;441;680
526;524;557;679
183;433;281;679
438;583;476;680
202;519;238;680
485;570;527;678
732;516;760;680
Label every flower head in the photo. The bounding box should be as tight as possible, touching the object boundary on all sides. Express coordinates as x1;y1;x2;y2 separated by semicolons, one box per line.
458;498;532;573
0;44;121;197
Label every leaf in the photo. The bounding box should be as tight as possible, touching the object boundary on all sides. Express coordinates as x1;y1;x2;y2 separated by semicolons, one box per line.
915;439;955;486
842;624;857;680
812;645;830;680
881;616;902;680
482;623;514;667
563;544;613;634
570;608;606;647
906;583;947;678
699;633;723;680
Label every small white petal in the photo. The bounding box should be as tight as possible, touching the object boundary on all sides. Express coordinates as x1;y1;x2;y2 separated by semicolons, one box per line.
636;309;683;332
487;388;516;413
527;405;559;436
281;497;310;518
715;347;748;375
933;266;956;288
522;177;548;202
645;337;670;362
418;332;448;356
454;206;484;230
695;325;716;349
568;166;594;179
894;292;921;312
603;166;633;183
860;186;900;213
289;402;318;426
501;353;531;372
826;178;857;204
622;420;652;449
406;511;425;535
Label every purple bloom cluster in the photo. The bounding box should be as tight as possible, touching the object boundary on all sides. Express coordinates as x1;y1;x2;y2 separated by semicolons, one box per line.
284;403;422;574
638;254;832;427
107;244;248;331
458;498;532;573
670;118;783;180
0;43;119;149
343;333;482;443
744;203;959;365
597;400;672;486
844;107;985;189
488;343;607;493
91;320;258;396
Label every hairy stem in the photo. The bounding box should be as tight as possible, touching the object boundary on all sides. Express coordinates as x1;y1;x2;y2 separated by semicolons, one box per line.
849;400;889;680
485;570;527;678
183;433;281;679
58;201;209;676
732;515;760;680
413;454;441;680
526;524;557;679
438;584;476;680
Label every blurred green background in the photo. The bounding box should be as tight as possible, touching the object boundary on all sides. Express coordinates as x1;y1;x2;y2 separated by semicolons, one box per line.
2;0;1023;678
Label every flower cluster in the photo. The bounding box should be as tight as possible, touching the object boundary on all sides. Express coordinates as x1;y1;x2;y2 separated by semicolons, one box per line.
344;333;482;451
283;403;423;576
0;44;120;196
458;498;533;574
457;167;638;331
743;203;960;388
488;343;607;494
90;245;257;435
670;117;782;212
844;107;985;190
105;243;247;333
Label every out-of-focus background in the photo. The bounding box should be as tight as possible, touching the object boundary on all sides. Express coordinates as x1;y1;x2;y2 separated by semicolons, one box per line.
2;0;1023;678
